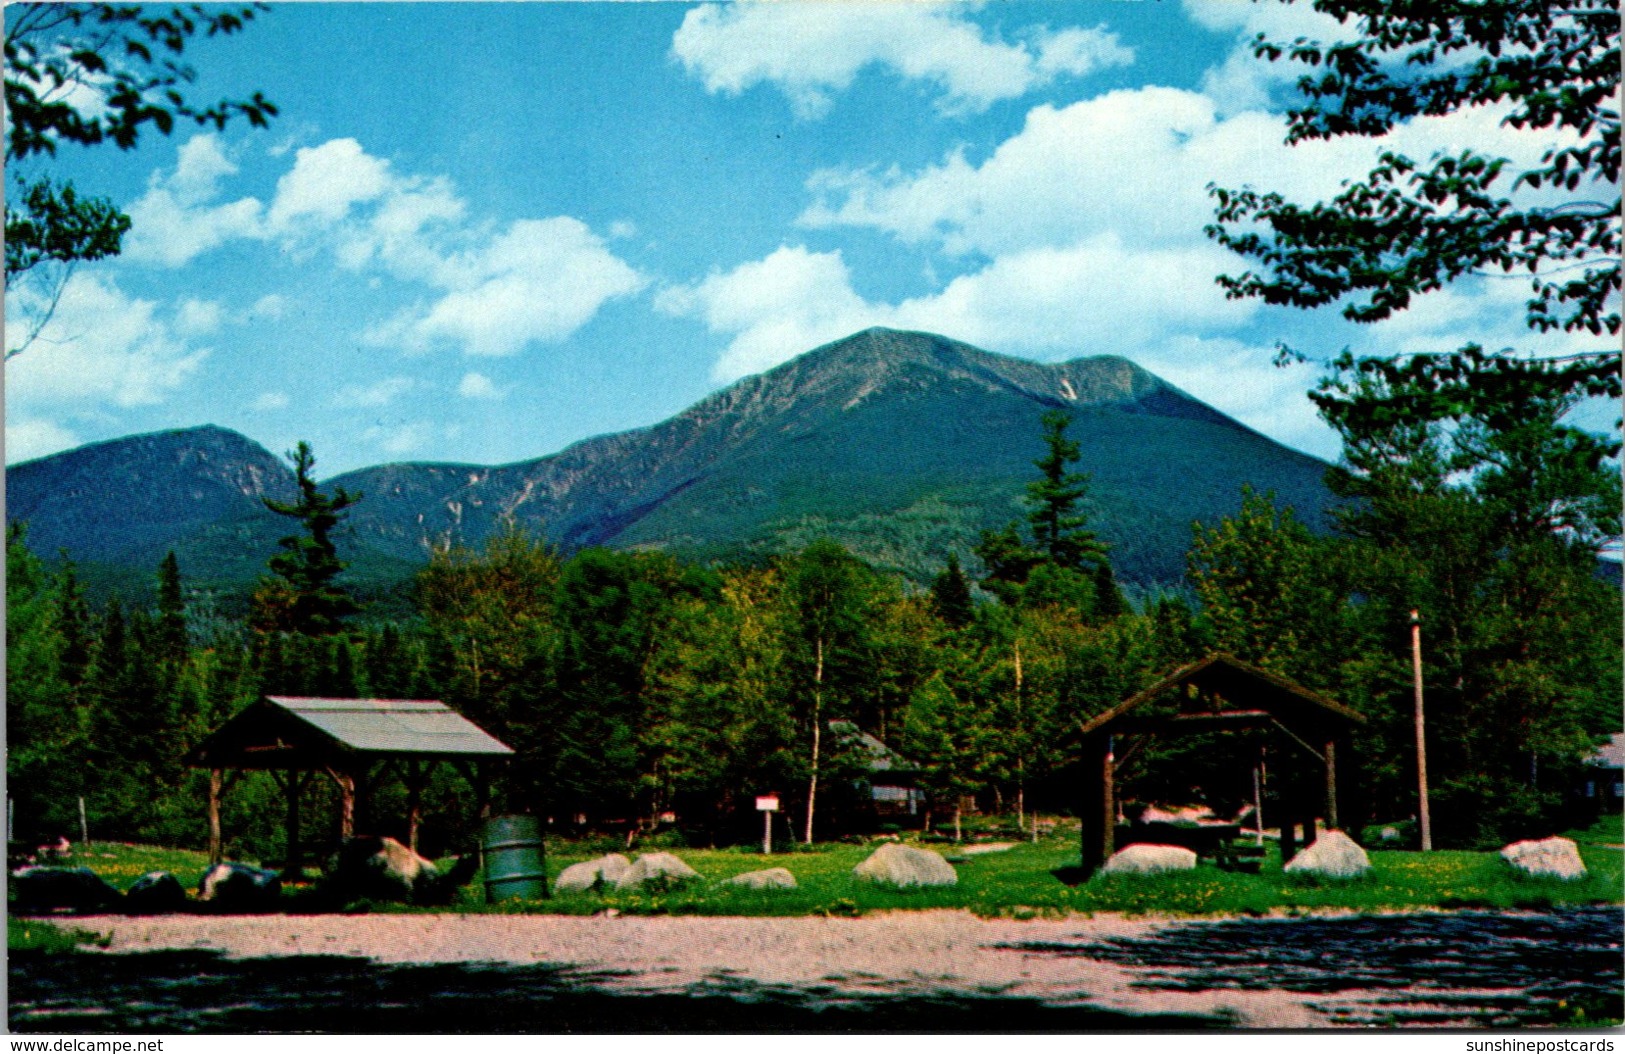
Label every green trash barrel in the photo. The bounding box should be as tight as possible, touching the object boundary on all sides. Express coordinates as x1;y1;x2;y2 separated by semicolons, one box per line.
482;814;548;902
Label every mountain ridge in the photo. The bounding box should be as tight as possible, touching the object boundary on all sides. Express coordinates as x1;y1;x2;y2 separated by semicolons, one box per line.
6;328;1335;600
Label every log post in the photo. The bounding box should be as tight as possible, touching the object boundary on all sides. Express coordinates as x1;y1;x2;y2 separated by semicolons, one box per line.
405;760;425;853
1081;733;1115;878
280;770;303;879
331;769;356;841
208;768;224;866
1324;737;1339;831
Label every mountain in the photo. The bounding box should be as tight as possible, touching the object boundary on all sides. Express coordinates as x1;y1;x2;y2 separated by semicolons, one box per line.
6;328;1337;602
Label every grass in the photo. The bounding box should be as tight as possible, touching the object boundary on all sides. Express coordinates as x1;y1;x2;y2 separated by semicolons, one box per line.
8;917;110;954
11;822;1622;927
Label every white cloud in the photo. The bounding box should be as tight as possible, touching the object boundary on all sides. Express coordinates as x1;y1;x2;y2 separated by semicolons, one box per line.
267;137;391;232
458;372;504;400
656;245;882;380
251;392;290;412
5;272;207;408
119;134;641;357
333;376;415;408
889;235;1254;352
175;298;224;337
249;294;288;320
368;217;646;357
1134;334;1336;459
363;421;435;456
5;418;82;463
123;134;264;267
672;4;1132;119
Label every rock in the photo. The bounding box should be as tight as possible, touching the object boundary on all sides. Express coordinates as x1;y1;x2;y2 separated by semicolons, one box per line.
555;853;632;892
124;871;188;914
724;867;797;890
1501;837;1587;880
1101;844;1198;876
853;842;957;887
198;862;282;911
1379;826;1401;843
959;842;1016;856
615;852;702;890
329;836;453;903
11;866;123;914
1284;830;1371;879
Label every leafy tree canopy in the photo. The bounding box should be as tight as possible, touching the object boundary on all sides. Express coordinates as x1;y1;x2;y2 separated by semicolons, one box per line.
4;3;277;355
1207;0;1620;398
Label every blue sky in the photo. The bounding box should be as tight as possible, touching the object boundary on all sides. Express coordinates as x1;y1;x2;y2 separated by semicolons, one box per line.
5;0;1604;474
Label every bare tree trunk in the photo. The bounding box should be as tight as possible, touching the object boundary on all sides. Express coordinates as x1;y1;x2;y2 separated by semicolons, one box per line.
954;801;963;843
804;637;824;845
1013;640;1025;834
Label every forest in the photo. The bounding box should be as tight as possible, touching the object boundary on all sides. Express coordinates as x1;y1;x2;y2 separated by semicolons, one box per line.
8;348;1620;862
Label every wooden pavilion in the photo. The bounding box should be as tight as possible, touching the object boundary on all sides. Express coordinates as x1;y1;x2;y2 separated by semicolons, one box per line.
1077;653;1364;876
186;696;514;874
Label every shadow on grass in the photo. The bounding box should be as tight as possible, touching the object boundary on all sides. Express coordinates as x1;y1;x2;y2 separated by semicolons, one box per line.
10;950;1224;1033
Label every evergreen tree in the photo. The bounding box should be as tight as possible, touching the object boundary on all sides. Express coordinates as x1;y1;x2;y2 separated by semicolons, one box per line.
976;410;1121;618
929;552;975;629
155;550;188;666
250;442;361;636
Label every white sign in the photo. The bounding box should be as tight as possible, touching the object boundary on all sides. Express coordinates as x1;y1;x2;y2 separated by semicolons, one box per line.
755;795;779;812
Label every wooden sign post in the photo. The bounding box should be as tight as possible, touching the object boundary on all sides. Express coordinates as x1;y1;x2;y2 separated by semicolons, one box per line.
756;794;779;855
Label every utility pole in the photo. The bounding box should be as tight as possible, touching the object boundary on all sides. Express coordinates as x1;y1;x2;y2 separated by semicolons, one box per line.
1410;609;1433;852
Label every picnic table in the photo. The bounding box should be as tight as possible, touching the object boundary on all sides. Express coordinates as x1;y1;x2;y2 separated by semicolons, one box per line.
1115;821;1266;872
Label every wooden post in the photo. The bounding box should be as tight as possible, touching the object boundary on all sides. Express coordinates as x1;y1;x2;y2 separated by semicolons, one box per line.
1324;737;1339;831
208;768;224;865
405;760;425;853
1410;609;1433;851
281;770;303;879
1101;735;1116;869
332;769;356;842
1281;816;1298;863
1081;734;1115;878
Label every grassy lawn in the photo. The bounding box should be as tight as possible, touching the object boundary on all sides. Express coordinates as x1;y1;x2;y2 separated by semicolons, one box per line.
12;821;1622;925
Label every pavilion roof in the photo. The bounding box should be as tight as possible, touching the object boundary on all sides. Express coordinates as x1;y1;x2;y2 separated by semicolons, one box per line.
1080;653;1364;739
186;696;514;770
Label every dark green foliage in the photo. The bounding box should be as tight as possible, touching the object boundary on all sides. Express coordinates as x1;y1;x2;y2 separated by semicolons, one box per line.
3;177;127;282
976;409;1122;622
7;333;1341;605
929;553;974;629
250;442;362;636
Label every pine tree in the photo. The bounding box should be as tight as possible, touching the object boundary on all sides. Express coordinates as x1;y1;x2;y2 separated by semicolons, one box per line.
929;552;975;629
155;551;188;666
250;442;362;636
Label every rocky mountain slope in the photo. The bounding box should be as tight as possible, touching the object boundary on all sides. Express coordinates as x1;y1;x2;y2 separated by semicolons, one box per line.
7;328;1336;598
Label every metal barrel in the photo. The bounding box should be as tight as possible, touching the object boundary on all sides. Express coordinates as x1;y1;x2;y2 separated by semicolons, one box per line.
482;814;548;901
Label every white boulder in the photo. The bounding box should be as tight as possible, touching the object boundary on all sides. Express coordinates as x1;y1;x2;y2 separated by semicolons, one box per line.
1101;844;1198;876
1284;830;1371;879
1500;837;1587;881
853;842;957;887
615;852;702;890
724;867;797;890
554;853;632;892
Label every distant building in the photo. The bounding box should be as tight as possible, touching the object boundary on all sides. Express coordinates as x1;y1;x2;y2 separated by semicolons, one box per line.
829;720;926;819
1585;733;1624;813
